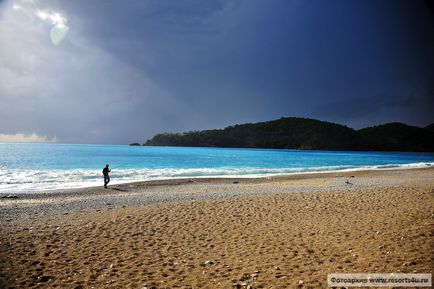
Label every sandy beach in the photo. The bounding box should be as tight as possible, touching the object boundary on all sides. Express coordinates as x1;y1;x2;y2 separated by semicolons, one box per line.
0;167;433;288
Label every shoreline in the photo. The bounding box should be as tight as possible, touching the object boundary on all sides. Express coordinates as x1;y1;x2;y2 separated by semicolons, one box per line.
0;166;432;200
1;163;433;197
1;166;433;288
1;166;433;222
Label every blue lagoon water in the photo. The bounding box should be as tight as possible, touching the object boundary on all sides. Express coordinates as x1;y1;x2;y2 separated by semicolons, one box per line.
0;143;433;193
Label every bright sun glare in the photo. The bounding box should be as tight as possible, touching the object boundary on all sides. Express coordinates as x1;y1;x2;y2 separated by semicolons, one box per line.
13;0;69;45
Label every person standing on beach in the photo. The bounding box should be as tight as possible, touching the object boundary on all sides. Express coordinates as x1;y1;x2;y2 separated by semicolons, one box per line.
102;164;111;188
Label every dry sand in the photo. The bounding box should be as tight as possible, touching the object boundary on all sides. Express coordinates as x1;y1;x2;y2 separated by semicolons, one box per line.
0;168;433;288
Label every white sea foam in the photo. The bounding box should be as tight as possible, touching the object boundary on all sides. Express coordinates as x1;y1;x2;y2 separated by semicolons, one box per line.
0;162;432;194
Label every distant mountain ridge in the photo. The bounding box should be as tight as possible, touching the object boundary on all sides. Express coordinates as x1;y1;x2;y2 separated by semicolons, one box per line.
140;117;434;152
425;123;434;132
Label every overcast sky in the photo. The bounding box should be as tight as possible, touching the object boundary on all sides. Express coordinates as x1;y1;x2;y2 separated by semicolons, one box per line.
1;0;433;144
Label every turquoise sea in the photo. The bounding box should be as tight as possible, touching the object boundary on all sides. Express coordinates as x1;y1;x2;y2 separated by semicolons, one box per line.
0;143;433;193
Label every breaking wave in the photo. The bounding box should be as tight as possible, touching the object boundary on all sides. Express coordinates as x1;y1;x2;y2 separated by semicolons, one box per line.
1;162;432;193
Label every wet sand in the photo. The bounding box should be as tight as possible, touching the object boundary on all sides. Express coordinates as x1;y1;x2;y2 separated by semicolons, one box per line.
1;168;433;288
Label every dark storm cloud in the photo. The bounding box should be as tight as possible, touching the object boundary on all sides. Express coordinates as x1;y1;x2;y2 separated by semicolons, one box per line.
315;89;434;129
0;0;433;143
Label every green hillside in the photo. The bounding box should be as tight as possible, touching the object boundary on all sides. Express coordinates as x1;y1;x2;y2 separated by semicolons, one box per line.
142;117;434;152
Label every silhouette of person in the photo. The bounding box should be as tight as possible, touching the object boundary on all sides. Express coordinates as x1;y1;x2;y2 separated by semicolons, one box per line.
102;164;111;188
